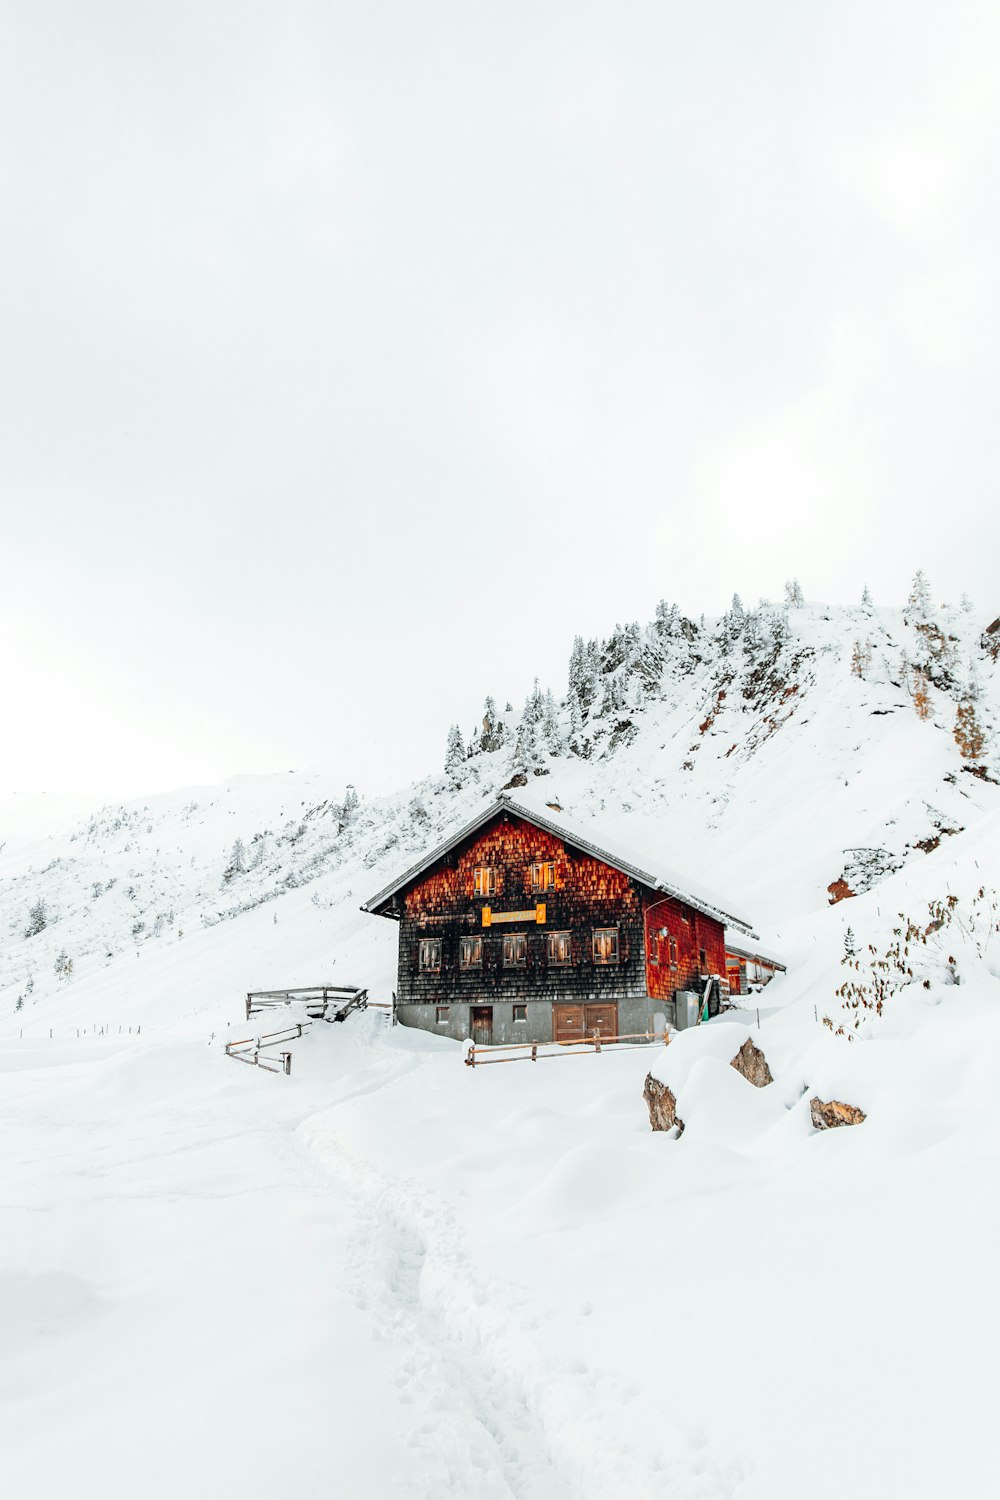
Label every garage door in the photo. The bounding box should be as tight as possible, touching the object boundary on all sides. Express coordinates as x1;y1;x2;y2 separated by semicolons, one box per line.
584;1004;617;1039
553;1003;618;1044
553;1004;584;1044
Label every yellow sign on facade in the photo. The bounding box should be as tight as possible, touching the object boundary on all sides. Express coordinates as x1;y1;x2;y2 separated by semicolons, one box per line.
481;904;546;927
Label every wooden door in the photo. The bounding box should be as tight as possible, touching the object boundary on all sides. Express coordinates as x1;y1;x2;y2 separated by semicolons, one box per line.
553;1004;584;1044
584;1003;617;1040
471;1007;492;1046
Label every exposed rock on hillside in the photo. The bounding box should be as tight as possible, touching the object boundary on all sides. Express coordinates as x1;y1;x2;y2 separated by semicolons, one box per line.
643;1074;684;1134
730;1038;773;1087
810;1097;866;1130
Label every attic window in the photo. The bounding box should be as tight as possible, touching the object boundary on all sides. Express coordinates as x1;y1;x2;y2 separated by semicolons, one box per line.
530;861;555;893
593;928;619;965
473;866;497;897
419;938;442;972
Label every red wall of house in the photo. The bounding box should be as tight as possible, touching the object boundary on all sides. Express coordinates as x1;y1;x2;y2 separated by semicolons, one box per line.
642;894;726;998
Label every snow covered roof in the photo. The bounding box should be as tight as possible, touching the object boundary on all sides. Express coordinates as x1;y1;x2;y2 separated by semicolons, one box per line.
362;793;755;934
724;938;786;970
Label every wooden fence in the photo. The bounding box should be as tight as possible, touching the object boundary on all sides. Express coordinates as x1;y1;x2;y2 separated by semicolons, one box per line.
465;1030;669;1068
245;985;368;1023
225;1021;312;1076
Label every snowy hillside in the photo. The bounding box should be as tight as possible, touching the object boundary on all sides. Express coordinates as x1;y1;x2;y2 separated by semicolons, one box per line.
2;585;997;1026
3;584;1000;1500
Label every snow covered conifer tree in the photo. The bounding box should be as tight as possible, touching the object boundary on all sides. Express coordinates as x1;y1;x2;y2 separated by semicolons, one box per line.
861;584;873;609
223;838;248;883
784;579;805;607
912;669;932;721
654;599;679;638
24;898;48;938
479;696;504;753
342;784;359;817
444;724;466;781
542;689;562;753
515;680;545;770
906;569;933;626
954;701;986;760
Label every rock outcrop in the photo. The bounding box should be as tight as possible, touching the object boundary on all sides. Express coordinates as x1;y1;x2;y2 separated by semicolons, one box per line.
730;1038;773;1087
810;1096;866;1130
643;1074;684;1134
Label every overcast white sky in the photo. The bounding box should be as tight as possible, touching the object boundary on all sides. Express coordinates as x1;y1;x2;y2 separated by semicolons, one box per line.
1;1;998;801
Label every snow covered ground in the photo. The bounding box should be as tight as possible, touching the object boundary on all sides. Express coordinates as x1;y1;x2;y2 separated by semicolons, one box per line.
2;595;999;1496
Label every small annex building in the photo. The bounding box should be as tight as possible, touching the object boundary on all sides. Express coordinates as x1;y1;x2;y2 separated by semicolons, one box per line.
724;940;787;996
362;794;756;1045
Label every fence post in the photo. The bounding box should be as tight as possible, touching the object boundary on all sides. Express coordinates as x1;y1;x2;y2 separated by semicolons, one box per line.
531;1043;537;1062
593;1030;601;1054
465;1044;476;1068
283;1052;292;1076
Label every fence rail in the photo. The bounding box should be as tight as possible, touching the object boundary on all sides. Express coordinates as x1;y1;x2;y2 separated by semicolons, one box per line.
245;985;368;1023
465;1029;669;1068
225;1020;311;1077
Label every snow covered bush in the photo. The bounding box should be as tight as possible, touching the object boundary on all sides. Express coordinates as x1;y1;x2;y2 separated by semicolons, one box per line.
24;898;48;938
825;889;1000;1036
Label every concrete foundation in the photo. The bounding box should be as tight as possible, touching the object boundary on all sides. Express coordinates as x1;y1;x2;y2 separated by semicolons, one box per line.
395;993;675;1046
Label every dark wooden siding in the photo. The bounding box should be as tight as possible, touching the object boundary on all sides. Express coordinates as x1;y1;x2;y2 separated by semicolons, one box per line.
396;813;649;1007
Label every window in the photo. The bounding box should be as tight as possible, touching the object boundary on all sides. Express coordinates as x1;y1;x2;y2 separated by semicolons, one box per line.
593;927;619;965
530;861;556;893
459;935;483;969
435;1006;449;1024
503;933;528;967
668;936;678;970
473;866;497;897
513;1003;527;1023
547;931;572;966
418;937;442;972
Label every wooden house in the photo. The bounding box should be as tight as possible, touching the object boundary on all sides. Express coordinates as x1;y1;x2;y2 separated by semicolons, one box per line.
362;795;756;1045
724;940;786;996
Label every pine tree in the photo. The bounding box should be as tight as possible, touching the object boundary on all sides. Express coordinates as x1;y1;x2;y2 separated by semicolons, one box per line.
954;701;986;760
24;898;48;938
542;689;562;753
342;784;359;816
479;696;503;753
851;639;872;678
906;569;932;626
654;599;679;638
912;669;932;721
444;724;466;779
515;680;545;769
844;926;858;960
861;584;873;609
961;592;974;614
784;579;805;607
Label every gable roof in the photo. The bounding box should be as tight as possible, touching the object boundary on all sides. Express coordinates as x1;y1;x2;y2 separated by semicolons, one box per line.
362;793;755;934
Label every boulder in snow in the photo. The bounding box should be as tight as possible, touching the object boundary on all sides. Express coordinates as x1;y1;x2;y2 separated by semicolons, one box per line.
643;1073;684;1134
810;1097;866;1130
730;1037;773;1088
